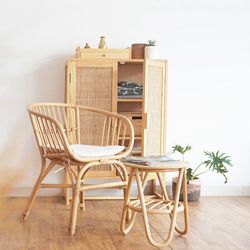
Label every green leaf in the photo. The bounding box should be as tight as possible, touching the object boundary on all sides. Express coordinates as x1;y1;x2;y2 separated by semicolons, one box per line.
147;40;156;46
172;144;192;155
186;168;194;183
202;150;233;183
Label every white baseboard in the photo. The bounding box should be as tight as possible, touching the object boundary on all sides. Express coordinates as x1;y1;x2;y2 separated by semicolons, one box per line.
165;185;250;196
7;186;152;197
200;185;250;196
7;187;63;197
6;185;250;197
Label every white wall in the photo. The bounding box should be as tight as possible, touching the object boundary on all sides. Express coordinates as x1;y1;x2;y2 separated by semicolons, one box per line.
1;0;250;196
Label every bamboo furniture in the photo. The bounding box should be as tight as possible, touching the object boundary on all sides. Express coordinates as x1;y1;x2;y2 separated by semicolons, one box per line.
66;50;167;199
120;160;189;248
20;103;134;235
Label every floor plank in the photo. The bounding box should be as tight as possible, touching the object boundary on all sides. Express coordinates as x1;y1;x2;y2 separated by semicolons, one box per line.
0;197;250;249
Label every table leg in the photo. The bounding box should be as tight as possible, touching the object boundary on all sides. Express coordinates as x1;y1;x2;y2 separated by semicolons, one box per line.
174;168;189;235
136;168;184;248
120;168;136;235
157;172;170;201
120;169;150;235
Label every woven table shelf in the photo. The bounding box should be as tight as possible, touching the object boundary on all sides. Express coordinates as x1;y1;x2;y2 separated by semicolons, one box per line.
128;198;184;214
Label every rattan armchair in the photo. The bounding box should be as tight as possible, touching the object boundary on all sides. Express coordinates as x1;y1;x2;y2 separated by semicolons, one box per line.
20;103;134;235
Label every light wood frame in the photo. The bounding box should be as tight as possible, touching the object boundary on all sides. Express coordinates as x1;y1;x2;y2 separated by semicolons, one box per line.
120;162;189;248
65;57;167;199
20;103;134;235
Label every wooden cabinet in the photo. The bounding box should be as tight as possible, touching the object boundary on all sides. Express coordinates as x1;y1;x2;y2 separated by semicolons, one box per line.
65;57;167;177
143;60;167;156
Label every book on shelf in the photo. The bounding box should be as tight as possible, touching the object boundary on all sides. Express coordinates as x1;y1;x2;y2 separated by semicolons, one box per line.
123;155;179;166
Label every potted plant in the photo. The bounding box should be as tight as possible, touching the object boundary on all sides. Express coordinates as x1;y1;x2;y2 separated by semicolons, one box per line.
144;40;157;59
172;145;233;202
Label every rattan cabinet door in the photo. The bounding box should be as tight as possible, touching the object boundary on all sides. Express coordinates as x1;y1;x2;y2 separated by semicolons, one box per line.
142;59;167;156
66;60;117;146
66;61;117;111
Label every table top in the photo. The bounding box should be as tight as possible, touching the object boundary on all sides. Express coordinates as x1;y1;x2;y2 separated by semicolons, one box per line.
122;157;189;170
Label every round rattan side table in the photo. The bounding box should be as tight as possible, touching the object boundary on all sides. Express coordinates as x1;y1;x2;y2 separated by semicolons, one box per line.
120;160;189;248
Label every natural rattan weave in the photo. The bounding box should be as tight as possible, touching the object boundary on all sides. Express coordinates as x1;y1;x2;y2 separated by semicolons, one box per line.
144;65;163;155
20;103;134;235
66;58;167;198
121;161;189;248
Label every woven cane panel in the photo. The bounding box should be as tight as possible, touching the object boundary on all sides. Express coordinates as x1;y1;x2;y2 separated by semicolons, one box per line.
76;66;112;110
76;67;112;146
79;110;105;146
145;65;163;156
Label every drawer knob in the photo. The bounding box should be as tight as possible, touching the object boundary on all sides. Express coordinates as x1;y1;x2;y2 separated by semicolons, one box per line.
102;54;106;57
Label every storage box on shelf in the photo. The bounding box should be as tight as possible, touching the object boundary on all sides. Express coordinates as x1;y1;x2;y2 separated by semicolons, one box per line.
76;47;131;60
65;48;167;200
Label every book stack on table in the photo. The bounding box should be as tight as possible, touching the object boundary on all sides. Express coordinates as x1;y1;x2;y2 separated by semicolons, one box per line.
123;155;179;166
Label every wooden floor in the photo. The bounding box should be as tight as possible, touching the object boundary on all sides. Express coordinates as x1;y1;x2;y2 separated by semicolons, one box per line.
0;197;249;250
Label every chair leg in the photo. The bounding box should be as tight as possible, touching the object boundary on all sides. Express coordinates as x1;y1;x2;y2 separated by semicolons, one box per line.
78;165;85;211
64;168;71;206
69;187;80;235
20;161;55;222
69;162;95;235
79;191;85;210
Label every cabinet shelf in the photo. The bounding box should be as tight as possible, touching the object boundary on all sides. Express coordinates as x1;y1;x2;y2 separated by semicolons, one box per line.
119;59;144;64
118;112;142;116
117;98;143;102
119;136;142;140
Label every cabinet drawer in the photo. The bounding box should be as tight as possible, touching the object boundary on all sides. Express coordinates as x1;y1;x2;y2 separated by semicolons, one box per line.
121;113;142;136
76;48;131;60
131;118;142;136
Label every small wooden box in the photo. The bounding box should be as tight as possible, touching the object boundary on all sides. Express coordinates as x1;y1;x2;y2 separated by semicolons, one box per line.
131;44;146;59
120;113;142;136
76;48;131;60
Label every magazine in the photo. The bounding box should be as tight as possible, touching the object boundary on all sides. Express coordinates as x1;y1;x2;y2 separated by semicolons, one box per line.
123;155;179;166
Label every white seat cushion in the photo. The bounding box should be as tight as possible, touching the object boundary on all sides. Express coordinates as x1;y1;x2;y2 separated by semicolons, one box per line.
69;144;125;158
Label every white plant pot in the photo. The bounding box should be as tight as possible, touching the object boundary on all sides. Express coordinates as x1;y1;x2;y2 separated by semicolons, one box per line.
144;46;157;59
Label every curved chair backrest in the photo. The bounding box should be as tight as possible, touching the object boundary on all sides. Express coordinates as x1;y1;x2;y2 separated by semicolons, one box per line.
27;103;134;160
27;103;73;159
